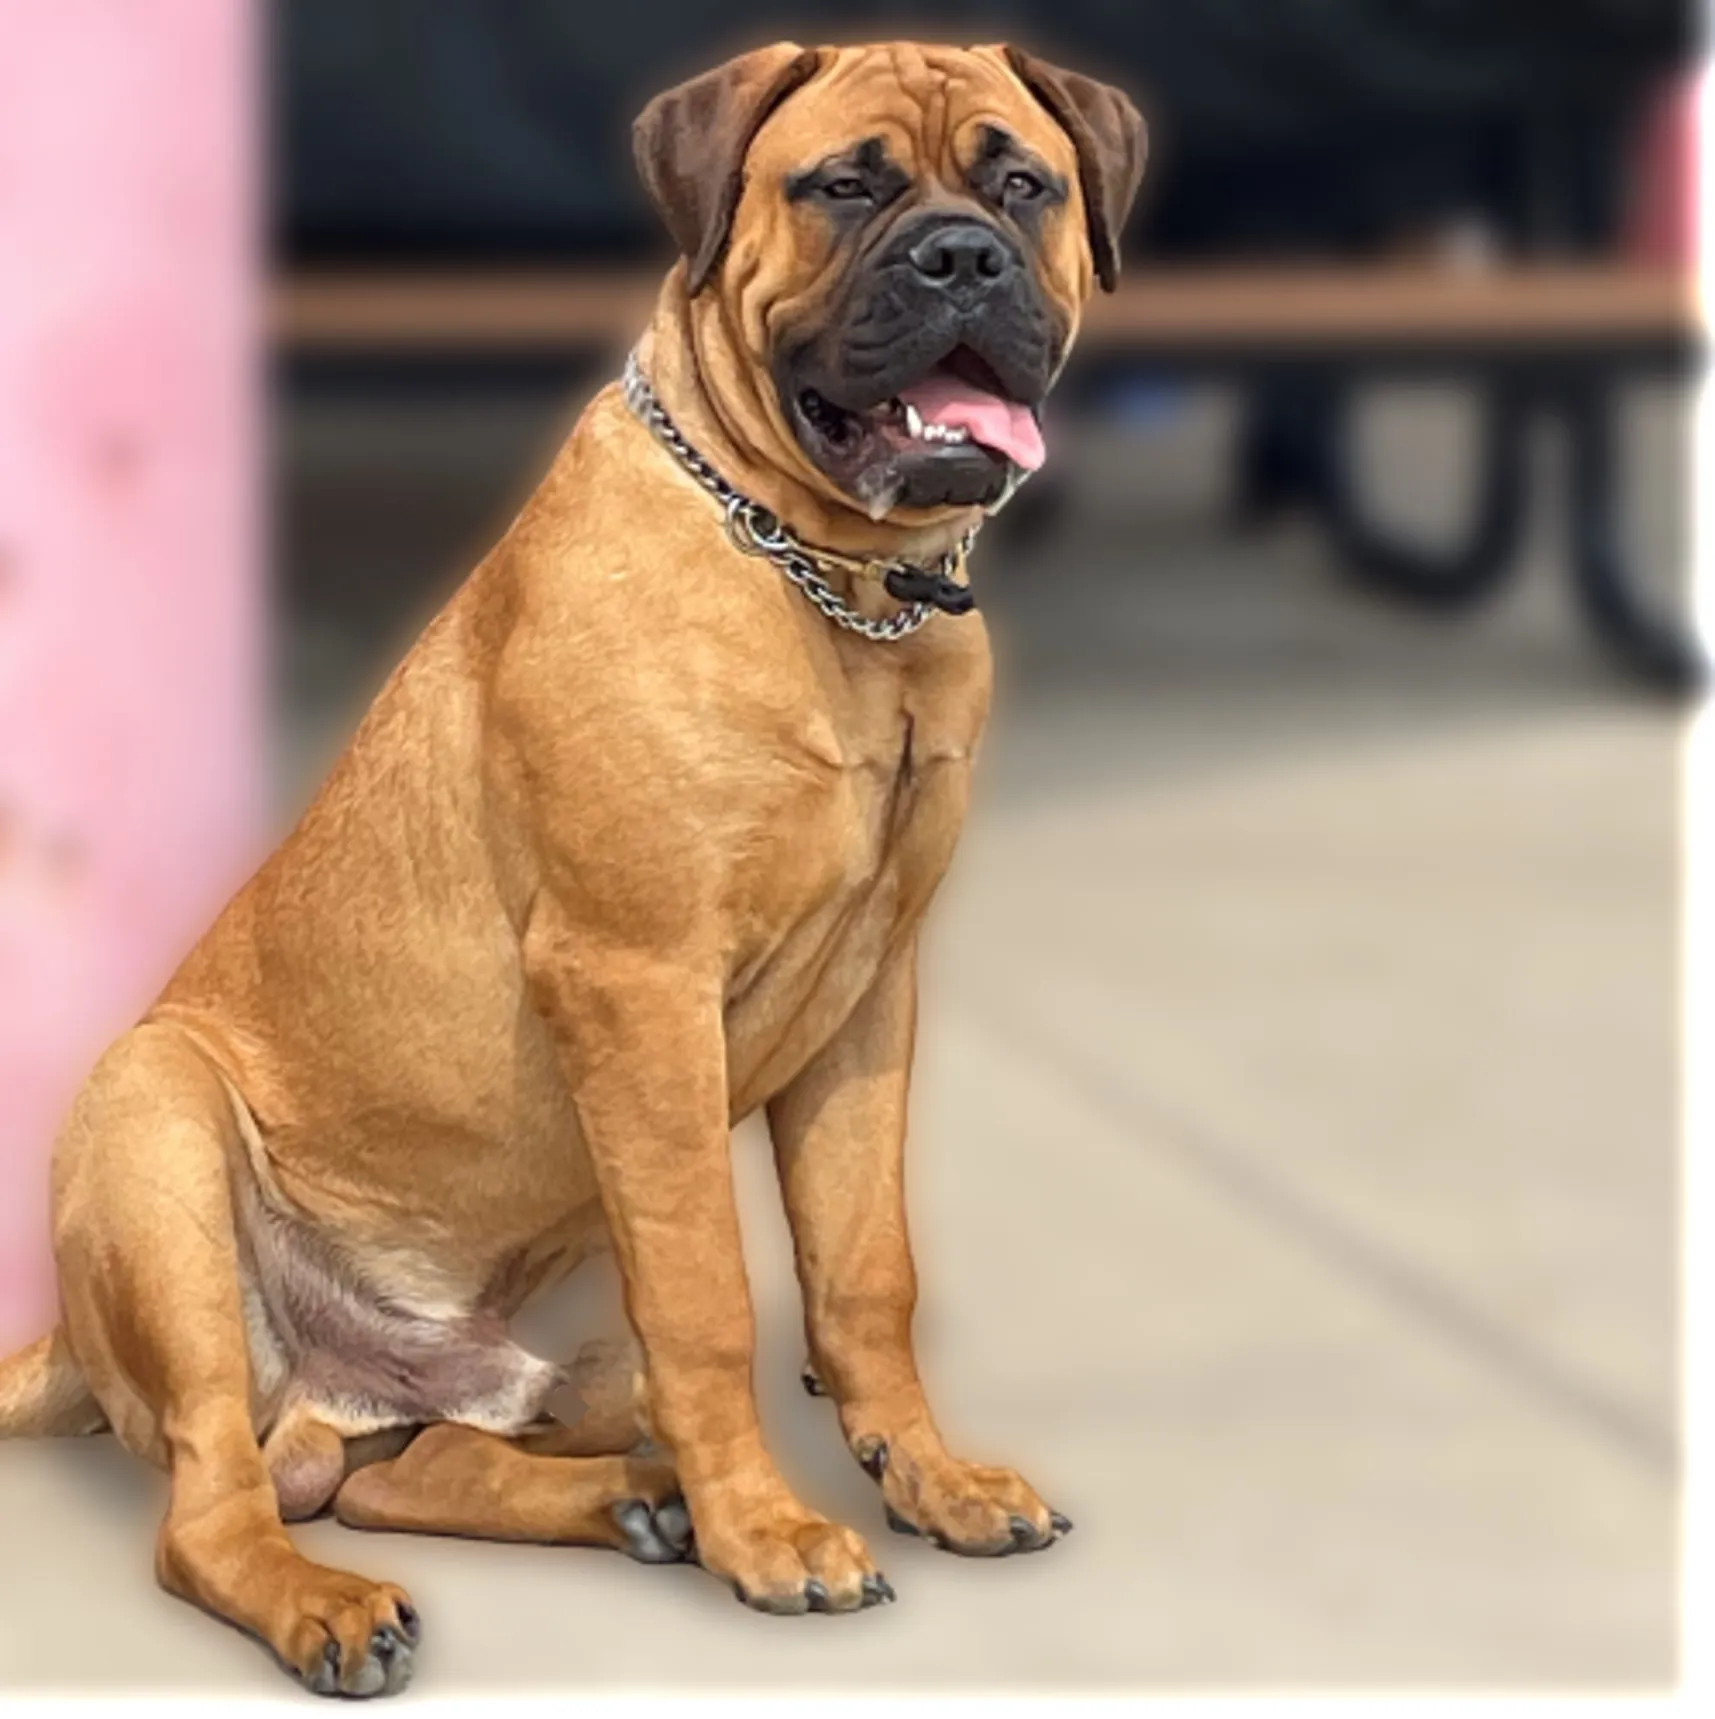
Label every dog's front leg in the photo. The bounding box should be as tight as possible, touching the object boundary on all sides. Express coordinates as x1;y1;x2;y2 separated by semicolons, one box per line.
768;939;1070;1557
523;918;887;1614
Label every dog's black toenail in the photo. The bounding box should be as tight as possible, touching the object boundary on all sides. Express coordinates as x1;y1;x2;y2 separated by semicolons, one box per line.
303;1636;342;1695
1009;1514;1037;1548
733;1582;750;1605
861;1572;890;1607
855;1438;889;1481
801;1367;827;1397
805;1579;831;1613
885;1505;920;1537
372;1626;400;1662
654;1495;693;1555
1050;1511;1073;1536
396;1602;421;1644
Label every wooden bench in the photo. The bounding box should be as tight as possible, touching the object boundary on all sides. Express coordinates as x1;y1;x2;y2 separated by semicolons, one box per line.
275;263;1704;687
276;263;1693;359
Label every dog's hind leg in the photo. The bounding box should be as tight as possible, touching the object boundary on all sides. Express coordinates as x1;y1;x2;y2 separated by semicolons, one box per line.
52;1022;418;1698
551;1334;653;1456
335;1423;690;1563
262;1398;352;1522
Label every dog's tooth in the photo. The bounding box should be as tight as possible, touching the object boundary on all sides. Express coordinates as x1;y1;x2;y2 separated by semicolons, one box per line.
904;402;924;439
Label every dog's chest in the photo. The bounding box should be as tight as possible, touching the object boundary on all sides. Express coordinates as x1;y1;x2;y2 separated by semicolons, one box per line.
724;640;986;1112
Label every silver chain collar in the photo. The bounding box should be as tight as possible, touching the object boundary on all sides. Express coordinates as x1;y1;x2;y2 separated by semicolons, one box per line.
622;352;975;642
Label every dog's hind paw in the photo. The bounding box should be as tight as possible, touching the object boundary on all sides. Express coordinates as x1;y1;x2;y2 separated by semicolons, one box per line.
612;1493;694;1563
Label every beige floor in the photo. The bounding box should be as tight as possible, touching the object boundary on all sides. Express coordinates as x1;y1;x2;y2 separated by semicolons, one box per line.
0;384;1685;1694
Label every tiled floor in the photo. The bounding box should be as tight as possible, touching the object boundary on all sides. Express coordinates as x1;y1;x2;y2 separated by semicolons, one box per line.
0;381;1684;1693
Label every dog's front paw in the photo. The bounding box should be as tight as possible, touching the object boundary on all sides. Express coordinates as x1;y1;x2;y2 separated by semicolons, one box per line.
690;1494;893;1614
853;1430;1070;1557
277;1568;420;1698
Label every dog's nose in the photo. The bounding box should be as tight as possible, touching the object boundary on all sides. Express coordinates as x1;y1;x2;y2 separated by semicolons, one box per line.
907;223;1013;290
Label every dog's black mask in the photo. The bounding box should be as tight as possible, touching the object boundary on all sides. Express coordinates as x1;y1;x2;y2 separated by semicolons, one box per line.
777;203;1064;517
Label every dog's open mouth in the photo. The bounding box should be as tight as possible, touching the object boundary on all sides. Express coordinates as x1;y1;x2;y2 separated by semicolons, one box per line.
798;347;1046;474
788;345;1047;515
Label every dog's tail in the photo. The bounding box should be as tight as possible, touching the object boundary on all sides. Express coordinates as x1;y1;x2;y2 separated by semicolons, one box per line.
0;1327;106;1438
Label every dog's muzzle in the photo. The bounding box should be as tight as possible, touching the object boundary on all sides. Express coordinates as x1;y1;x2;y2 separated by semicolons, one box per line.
778;213;1061;516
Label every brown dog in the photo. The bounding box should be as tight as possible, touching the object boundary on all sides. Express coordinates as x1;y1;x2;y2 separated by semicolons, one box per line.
0;40;1143;1697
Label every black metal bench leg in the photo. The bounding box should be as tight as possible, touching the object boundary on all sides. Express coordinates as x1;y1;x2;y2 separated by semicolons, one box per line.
1236;377;1339;526
1562;379;1706;694
1320;381;1533;610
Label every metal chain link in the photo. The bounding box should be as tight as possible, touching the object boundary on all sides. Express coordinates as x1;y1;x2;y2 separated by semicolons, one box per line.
622;352;974;643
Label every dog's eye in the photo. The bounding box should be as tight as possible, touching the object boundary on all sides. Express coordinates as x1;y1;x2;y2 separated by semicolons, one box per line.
1003;170;1045;201
821;176;871;202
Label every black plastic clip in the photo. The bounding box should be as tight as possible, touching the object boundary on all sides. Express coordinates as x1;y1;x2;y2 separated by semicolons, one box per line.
883;566;976;615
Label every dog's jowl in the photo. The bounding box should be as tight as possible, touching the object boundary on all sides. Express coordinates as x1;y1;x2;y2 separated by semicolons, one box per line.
0;41;1142;1697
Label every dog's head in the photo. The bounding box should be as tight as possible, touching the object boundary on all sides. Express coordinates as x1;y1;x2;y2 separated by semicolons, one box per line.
635;42;1145;523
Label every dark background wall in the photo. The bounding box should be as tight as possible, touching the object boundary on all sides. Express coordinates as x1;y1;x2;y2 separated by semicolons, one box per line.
276;0;1696;266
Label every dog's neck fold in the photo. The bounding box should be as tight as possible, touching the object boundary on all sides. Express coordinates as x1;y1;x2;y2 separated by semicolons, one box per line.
635;270;983;607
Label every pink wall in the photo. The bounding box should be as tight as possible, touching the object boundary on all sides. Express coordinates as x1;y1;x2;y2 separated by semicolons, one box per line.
0;2;263;1349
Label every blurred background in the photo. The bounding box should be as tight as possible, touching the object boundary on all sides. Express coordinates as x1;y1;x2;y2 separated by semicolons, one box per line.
0;0;1703;1695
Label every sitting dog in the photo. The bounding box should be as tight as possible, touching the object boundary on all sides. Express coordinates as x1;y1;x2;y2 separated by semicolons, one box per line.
0;39;1143;1697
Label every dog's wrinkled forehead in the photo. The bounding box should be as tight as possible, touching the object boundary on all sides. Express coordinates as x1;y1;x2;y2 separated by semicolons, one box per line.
749;44;1080;197
634;40;1145;304
734;45;1092;310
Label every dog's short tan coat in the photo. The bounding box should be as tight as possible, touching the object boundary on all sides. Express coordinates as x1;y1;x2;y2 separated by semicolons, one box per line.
0;40;1142;1695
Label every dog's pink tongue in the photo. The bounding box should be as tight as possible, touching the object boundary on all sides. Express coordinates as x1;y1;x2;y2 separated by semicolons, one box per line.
897;375;1046;471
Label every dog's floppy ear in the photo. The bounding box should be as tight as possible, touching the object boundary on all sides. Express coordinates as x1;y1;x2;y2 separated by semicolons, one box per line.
634;43;823;296
1001;45;1146;293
